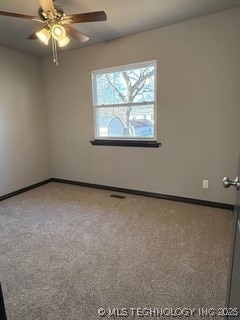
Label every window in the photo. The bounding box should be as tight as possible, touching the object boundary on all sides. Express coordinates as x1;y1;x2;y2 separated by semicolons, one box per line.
91;60;158;146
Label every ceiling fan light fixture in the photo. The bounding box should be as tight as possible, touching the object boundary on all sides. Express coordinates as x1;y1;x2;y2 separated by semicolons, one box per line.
57;36;70;47
36;27;51;45
51;24;66;40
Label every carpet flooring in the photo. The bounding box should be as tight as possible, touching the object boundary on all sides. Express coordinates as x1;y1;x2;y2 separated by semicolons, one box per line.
0;182;233;319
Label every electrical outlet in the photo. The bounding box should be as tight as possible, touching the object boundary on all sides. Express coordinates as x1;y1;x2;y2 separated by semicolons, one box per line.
203;180;209;189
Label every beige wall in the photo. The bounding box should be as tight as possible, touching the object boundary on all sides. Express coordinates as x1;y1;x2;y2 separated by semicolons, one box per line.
0;46;50;196
42;7;239;204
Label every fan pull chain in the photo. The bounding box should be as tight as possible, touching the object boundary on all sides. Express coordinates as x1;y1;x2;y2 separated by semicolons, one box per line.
51;38;59;67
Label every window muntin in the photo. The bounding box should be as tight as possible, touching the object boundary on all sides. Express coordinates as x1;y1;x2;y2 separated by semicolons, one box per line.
92;60;157;140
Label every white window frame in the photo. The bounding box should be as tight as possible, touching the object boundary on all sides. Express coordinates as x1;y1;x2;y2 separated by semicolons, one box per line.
91;60;157;141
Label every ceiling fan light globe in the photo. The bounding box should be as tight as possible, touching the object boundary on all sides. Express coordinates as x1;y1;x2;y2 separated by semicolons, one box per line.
58;36;70;47
52;24;66;40
36;28;51;45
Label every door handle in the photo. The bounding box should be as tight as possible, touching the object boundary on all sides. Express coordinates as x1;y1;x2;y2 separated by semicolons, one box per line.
223;177;240;190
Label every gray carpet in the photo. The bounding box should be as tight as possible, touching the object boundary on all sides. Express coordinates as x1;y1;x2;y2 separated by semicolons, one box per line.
0;182;233;319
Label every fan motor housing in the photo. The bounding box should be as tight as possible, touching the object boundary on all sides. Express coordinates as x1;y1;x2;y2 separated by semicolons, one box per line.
38;5;65;21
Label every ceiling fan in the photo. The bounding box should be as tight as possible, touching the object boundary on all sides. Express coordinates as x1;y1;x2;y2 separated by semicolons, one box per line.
0;0;107;65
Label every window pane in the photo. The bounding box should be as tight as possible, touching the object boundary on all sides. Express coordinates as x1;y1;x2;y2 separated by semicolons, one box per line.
95;64;155;106
96;105;154;138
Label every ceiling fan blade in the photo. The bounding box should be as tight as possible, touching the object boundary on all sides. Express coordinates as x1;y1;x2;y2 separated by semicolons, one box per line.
38;0;55;15
28;32;38;40
64;25;89;43
0;10;38;20
64;11;107;23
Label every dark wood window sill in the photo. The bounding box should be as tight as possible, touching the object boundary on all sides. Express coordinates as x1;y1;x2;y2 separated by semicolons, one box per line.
90;140;161;148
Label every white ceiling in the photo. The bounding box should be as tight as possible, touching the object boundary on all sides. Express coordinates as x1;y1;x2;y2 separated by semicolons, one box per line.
0;0;240;57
